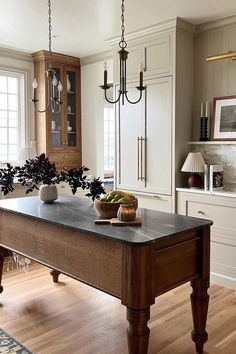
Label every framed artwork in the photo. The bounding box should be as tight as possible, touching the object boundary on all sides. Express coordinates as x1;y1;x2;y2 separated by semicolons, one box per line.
212;96;236;140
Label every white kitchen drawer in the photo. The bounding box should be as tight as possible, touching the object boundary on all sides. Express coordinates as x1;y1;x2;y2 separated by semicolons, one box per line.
177;189;236;289
187;201;236;230
134;193;172;212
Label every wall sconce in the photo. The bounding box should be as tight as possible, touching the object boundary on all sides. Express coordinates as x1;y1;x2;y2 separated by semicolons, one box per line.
207;51;236;62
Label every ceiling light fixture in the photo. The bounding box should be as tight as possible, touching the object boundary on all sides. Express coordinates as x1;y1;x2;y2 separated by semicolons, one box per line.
100;0;146;105
30;0;63;113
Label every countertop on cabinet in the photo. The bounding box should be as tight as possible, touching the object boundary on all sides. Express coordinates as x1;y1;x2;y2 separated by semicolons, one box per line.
176;188;236;199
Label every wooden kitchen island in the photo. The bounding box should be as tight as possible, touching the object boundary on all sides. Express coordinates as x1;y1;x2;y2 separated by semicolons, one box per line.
0;195;212;354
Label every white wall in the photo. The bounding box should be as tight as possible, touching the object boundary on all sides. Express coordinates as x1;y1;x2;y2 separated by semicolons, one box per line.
0;48;35;148
81;58;113;178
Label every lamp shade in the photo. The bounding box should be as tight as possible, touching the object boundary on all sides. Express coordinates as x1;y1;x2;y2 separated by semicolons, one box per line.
181;152;205;173
18;146;37;165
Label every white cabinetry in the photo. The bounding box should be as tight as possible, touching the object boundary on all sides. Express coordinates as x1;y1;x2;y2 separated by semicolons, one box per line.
121;34;173;80
117;76;172;196
177;189;236;289
110;18;194;212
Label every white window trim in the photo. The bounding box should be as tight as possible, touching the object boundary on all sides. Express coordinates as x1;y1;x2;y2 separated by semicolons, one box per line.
0;69;25;163
0;64;34;164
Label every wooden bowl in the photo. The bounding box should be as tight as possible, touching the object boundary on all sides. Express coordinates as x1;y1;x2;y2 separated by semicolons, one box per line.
94;198;138;218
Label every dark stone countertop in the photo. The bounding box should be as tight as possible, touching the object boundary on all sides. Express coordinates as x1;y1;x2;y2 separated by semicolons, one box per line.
0;195;213;245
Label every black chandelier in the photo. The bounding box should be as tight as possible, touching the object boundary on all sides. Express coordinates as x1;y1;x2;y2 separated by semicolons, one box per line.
100;0;146;105
30;0;63;113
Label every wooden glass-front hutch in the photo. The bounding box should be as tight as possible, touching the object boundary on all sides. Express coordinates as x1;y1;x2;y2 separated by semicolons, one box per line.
32;50;81;171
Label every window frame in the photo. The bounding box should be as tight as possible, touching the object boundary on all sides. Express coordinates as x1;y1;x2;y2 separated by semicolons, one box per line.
0;69;25;164
104;102;115;178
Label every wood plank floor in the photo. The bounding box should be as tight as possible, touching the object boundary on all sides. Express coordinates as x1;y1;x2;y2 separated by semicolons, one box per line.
0;263;235;354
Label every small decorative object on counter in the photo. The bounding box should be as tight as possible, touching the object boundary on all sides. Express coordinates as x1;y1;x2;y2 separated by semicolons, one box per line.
67;105;72;113
117;203;136;222
181;152;205;188
39;184;58;203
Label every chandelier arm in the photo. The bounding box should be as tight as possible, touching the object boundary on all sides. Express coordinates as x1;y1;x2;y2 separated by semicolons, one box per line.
104;90;122;104
125;90;143;105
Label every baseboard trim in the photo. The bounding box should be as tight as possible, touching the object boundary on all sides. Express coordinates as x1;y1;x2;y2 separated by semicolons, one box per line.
211;271;236;290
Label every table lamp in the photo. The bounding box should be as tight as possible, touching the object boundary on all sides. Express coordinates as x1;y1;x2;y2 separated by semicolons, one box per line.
181;152;205;188
18;146;37;166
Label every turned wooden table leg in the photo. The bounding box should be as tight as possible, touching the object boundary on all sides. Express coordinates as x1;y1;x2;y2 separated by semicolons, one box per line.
190;278;210;353
0;247;5;294
50;269;61;283
126;307;150;354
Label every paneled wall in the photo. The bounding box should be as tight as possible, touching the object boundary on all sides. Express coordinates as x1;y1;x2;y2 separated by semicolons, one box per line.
192;18;236;189
194;20;236;139
81;57;113;177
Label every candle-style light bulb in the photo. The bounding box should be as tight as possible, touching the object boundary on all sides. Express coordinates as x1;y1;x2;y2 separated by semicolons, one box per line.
104;60;108;70
52;74;58;87
58;81;63;101
58;81;63;92
104;61;108;87
32;78;38;100
139;62;145;72
139;62;144;88
52;75;58;99
32;78;38;89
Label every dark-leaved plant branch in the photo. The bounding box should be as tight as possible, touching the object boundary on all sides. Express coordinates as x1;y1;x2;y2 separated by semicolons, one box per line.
0;153;105;201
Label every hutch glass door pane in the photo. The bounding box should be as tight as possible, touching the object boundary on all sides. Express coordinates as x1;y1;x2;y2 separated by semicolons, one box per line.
51;68;61;148
67;71;76;147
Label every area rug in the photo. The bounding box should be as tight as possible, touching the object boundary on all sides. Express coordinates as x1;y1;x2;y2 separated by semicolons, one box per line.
0;327;33;354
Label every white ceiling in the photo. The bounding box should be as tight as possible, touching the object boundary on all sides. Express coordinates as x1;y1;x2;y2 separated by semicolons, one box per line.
1;0;236;58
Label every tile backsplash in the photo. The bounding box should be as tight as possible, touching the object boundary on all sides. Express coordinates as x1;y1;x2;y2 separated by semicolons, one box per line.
192;145;236;191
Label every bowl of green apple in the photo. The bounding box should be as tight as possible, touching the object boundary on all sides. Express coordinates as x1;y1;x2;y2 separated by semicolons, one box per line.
94;190;138;218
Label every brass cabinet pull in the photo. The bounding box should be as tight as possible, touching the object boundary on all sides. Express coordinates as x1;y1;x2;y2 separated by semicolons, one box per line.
137;137;140;181
197;210;205;215
140;137;146;182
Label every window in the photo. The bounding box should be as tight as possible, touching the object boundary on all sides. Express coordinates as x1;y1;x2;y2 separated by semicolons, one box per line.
0;71;24;163
104;103;115;177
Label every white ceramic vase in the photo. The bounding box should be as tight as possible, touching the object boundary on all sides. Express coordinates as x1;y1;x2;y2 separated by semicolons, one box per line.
39;184;58;203
67;74;71;92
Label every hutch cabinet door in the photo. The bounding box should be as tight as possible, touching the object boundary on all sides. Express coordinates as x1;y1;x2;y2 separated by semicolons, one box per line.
64;67;81;153
49;64;64;152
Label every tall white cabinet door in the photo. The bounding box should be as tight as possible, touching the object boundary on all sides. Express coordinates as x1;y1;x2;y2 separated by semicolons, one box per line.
116;83;145;191
145;77;172;195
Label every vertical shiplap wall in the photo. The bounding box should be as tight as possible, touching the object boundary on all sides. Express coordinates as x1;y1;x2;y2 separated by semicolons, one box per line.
192;20;236;188
193;22;236;139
